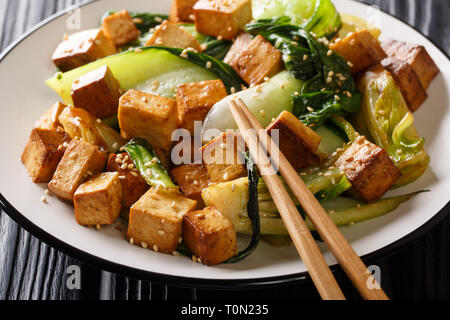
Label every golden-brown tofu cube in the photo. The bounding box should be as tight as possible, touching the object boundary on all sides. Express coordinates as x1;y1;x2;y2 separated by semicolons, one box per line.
48;140;106;201
330;30;386;73
107;153;149;208
223;32;252;65
193;0;252;40
170;163;211;206
127;188;197;254
170;0;198;22
35;102;66;131
176;80;228;134
183;207;237;265
266;111;321;171
118;90;178;151
381;57;427;112
71;65;122;119
381;39;439;89
146;20;201;51
335;136;401;203
21;128;71;183
74;172;123;226
52;29;116;72
227;35;282;86
101;10;140;47
201;132;247;183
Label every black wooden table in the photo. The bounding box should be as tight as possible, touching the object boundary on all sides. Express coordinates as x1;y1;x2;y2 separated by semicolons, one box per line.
0;0;449;300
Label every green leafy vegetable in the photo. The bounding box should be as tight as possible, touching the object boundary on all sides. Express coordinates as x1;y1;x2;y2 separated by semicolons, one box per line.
354;67;430;187
101;11;168;34
225;153;261;263
252;0;341;38
124;138;176;189
148;46;246;93
246;17;362;127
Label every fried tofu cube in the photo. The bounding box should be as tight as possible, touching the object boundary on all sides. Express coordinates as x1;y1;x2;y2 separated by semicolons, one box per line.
118;90;178;151
176;80;228;134
21;128;71;183
193;0;252;40
381;39;439;89
101;10;140;47
146;20;201;51
52;29;116;72
35;102;66;131
330;30;387;73
381;57;427;112
170;0;198;22
201;132;247;183
223;32;252;65
183;207;237;265
266;111;321;171
74;172;123;226
227;35;282;85
127;188;197;254
170;163;211;206
48;140;106;200
107;153;149;208
335;136;401;203
71;65;122;119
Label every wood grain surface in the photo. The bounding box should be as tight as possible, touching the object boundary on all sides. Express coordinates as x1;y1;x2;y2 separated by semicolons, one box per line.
0;0;449;300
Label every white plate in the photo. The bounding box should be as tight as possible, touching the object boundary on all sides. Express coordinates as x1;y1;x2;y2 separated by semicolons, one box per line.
0;0;449;288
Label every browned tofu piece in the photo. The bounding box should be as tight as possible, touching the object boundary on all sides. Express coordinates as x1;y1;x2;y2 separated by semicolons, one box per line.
127;188;197;254
74;172;122;226
223;32;252;65
381;57;427;112
228;35;282;86
170;163;211;206
71;65;122;119
183;207;237;265
102;10;140;47
21;128;71;183
35;102;66;131
176;80;228;134
330;30;387;73
335;136;401;203
48;140;106;201
170;0;198;22
146;20;201;51
118;90;178;151
107;153;149;208
52;29;116;72
266;111;321;171
193;0;252;40
201;132;247;183
381;39;439;89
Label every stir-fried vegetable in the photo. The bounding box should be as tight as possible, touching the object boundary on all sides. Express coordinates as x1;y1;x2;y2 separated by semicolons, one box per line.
101;11;168;34
47;48;217;104
252;0;341;38
225;154;260;263
354;66;430;187
202;71;304;139
123;138;176;189
58;107;125;153
246;17;362;127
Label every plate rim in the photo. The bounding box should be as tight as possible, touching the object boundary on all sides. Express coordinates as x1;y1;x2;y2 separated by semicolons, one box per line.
0;0;449;289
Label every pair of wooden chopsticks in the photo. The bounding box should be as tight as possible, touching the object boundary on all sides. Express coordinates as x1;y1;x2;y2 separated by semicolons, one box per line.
229;98;389;300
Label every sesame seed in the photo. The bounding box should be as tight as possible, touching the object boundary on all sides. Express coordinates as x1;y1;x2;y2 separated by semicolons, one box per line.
327;50;333;56
192;255;197;262
331;178;336;185
326;77;332;84
349;39;356;46
189;14;195;21
141;242;148;249
129;238;134;245
57;144;63;151
197;257;202;263
158;230;165;235
172;251;180;256
153;245;159;252
231;183;236;192
347;61;354;67
334;95;341;101
264;77;270;82
121;163;127;170
217;35;223;40
193;180;199;186
230;87;236;94
303;54;308;61
96;224;101;230
171;201;176;208
134;48;143;53
223;172;229;180
206;61;212;69
307;106;314;112
356;204;361;208
155;16;162;22
328;71;335;77
294;91;299;96
41;196;47;203
260;109;266;118
290;41;298;46
118;176;126;180
130;172;138;177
